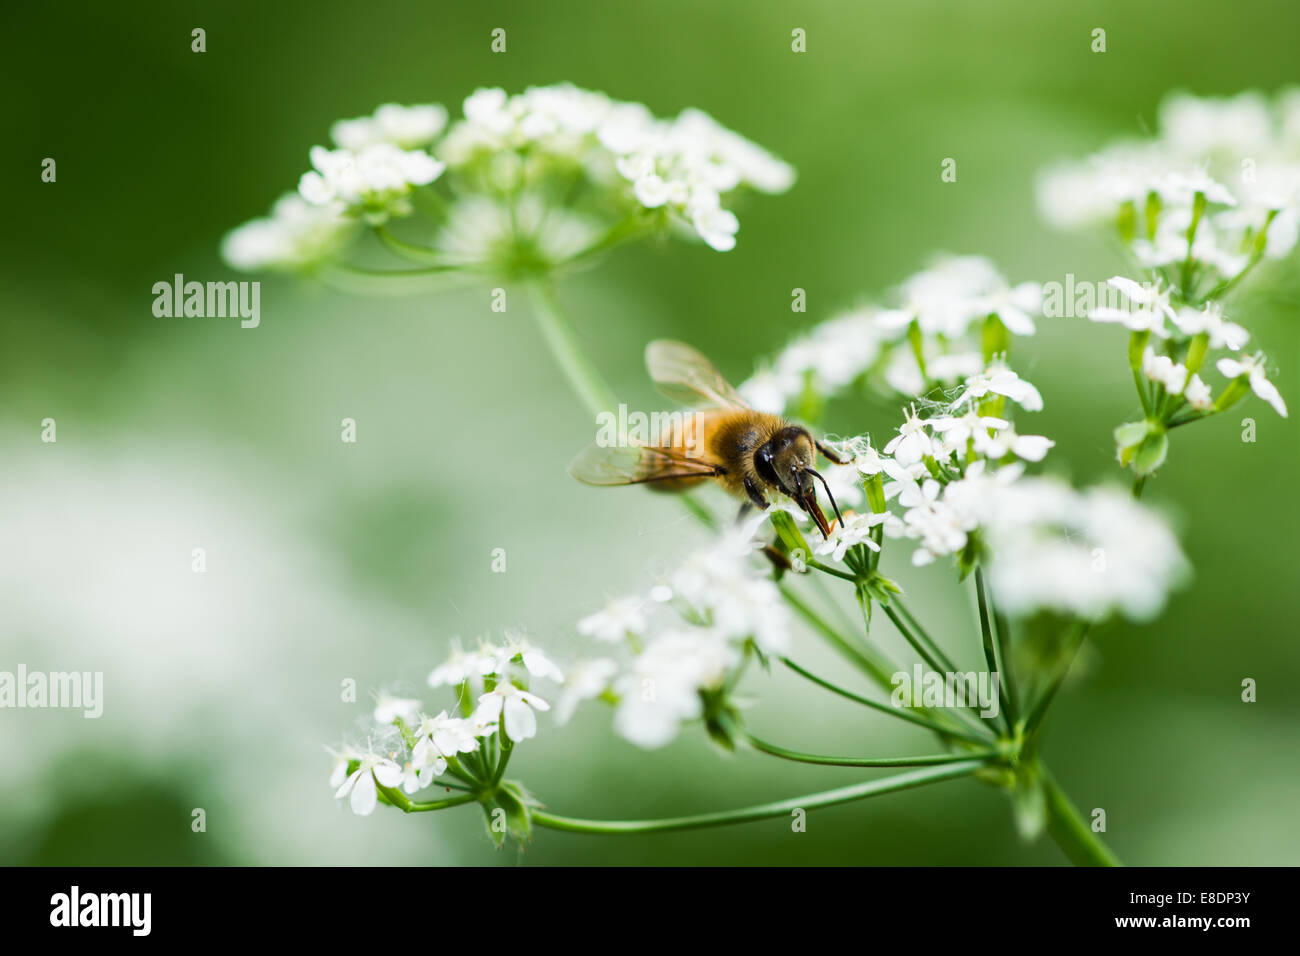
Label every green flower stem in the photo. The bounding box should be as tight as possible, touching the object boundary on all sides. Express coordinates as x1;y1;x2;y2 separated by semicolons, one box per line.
991;602;1019;725
974;567;1014;732
746;733;995;768
529;760;987;835
879;603;995;737
1023;621;1090;737
377;784;479;814
893;599;960;674
781;658;993;745
1040;766;1123;866
779;584;899;690
808;560;857;582
526;277;619;417
564;214;650;269
492;738;513;787
375;225;450;264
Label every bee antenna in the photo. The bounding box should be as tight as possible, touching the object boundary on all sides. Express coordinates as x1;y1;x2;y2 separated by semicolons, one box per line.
805;468;844;529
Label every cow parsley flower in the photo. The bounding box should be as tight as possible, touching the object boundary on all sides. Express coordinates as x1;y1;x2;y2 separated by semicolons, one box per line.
577;595;650;643
1217;353;1288;416
334;750;404;816
1142;348;1189;395
1089;277;1176;337
427;640;498;688
815;511;887;562
1172;303;1249;351
331;103;449;150
612;628;738;749
475;681;551;742
554;658;618;724
373;693;423;726
981;480;1189;622
221;194;353;272
298;143;445;223
949;363;1044;413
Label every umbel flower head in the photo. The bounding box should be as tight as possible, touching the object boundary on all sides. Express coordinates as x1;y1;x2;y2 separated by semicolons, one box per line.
224;85;795;277
738;254;1042;416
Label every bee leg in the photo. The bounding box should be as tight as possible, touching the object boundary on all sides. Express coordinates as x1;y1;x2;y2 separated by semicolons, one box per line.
816;440;849;465
743;476;770;511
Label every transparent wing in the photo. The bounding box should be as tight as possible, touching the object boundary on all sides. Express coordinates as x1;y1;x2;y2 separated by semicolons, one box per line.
568;443;721;486
645;340;751;410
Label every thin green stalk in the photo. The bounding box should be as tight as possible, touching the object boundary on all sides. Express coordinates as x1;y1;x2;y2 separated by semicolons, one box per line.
375;225;449;264
880;602;996;736
526;277;618;417
780;583;898;690
1041;766;1123;866
1024;621;1090;736
808;560;857;582
529;760;987;835
781;658;992;745
746;733;994;768
974;567;1013;732
894;599;960;674
377;784;479;814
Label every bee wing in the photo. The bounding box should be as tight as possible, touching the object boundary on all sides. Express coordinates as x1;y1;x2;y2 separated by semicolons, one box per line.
645;340;751;410
568;443;722;486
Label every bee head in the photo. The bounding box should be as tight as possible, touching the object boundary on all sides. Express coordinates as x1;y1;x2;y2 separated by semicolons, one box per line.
756;426;842;537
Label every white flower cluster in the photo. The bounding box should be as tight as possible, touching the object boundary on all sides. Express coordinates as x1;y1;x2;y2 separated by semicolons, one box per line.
823;407;1186;621
440;85;795;252
1091;277;1286;417
1038;89;1300;274
225;88;794;273
220;193;356;272
739;255;1042;414
328;630;563;816
574;512;792;748
979;479;1189;622
806;361;1051;567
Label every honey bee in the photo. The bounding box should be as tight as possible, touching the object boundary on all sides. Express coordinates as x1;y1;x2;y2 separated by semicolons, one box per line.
568;340;847;536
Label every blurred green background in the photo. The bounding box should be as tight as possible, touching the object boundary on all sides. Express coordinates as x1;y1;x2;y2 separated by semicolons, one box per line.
3;0;1296;865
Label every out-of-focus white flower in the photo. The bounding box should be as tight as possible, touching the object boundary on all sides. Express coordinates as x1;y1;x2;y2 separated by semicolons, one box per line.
435;193;602;270
439;85;793;252
555;658;618;724
475;682;550;742
1159;90;1275;162
334;751;403;816
1217;353;1288;416
975;427;1055;462
221;194;353;272
492;631;564;683
981;479;1189;622
670;520;792;655
1089;277;1177;336
1155;169;1237;207
578;595;650;643
427;640;498;688
298;143;444;222
1142;348;1189;395
878;255;1014;339
1172;303;1249;350
1184;374;1213;410
373;693;422;725
612;629;737;749
331;103;449;150
327;746;359;790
